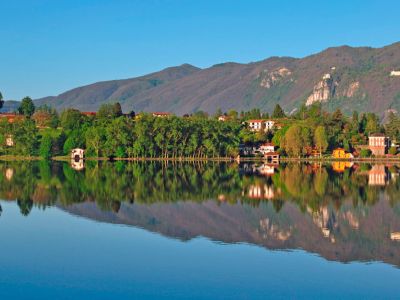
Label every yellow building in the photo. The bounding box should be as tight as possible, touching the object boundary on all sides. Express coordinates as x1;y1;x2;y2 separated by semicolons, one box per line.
332;148;346;158
332;161;353;173
332;148;353;159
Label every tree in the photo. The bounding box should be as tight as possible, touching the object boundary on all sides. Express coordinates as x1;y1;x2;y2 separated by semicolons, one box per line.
272;104;286;118
214;108;223;118
351;111;359;130
281;125;303;157
365;113;380;135
112;102;123;117
98;102;123;119
227;109;238;120
389;147;398;155
39;134;53;159
128;110;136;118
385;112;400;142
192;110;208;119
85;126;105;157
18;97;35;117
32;106;59;128
0;91;4;110
360;149;372;158
314;126;328;157
60;109;84;130
13;119;38;155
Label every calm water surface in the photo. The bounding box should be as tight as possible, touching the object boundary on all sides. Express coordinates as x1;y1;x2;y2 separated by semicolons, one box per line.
0;161;400;299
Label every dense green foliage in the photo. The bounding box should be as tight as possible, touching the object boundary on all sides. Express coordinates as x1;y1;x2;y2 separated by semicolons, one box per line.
0;97;397;158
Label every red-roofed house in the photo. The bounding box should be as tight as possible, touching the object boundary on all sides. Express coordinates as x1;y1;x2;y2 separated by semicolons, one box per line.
81;112;97;117
0;113;25;123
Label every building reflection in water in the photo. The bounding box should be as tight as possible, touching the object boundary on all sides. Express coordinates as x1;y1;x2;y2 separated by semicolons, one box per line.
5;168;14;181
240;163;278;176
247;184;275;200
71;159;84;171
391;232;400;241
368;165;390;186
332;161;353;173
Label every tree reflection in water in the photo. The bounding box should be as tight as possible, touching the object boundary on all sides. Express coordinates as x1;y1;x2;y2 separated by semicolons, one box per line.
1;160;400;266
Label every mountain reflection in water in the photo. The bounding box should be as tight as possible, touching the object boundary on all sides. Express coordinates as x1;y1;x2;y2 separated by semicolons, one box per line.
1;161;400;267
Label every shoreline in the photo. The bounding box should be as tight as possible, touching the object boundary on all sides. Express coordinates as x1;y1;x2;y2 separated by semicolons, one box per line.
1;155;400;163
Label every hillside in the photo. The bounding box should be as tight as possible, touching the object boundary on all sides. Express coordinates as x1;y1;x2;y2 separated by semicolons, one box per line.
29;42;400;116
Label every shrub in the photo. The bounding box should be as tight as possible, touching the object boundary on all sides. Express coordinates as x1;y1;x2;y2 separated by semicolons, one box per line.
360;149;372;158
389;147;398;155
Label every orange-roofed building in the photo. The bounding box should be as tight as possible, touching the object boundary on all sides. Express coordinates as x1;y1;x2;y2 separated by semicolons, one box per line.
81;112;97;117
0;113;25;123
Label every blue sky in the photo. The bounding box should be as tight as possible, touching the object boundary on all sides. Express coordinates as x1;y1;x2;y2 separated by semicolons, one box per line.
1;0;399;100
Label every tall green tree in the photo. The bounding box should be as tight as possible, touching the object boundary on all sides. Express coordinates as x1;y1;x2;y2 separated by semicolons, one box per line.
0;91;4;110
60;109;85;130
385;112;400;141
39;134;53;159
272;104;286;118
18;97;35;117
98;102;123;119
281;125;303;157
314;126;328;157
365;113;380;135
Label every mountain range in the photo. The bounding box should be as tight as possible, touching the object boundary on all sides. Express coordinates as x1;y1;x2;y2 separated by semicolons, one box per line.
6;42;400;116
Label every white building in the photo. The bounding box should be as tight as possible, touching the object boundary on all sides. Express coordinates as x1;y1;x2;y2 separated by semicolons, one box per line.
259;143;275;154
390;70;400;77
5;135;14;147
247;119;276;132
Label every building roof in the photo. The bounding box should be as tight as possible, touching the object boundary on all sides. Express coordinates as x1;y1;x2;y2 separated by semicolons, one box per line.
0;113;25;123
265;151;280;156
246;119;264;123
152;112;172;116
81;112;97;116
369;133;386;137
261;142;275;147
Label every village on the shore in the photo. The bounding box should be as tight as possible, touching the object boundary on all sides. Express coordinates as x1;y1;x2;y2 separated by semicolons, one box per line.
0;94;399;164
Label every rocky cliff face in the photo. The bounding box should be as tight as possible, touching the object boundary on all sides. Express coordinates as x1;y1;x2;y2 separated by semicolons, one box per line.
306;73;336;106
344;81;360;97
259;67;292;88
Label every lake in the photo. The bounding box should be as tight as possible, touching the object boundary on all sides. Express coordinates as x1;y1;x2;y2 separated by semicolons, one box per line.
0;161;400;299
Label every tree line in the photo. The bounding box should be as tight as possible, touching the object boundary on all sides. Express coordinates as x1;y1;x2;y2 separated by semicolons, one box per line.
0;93;398;158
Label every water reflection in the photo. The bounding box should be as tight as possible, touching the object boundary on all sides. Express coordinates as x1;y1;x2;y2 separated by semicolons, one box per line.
1;161;400;266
